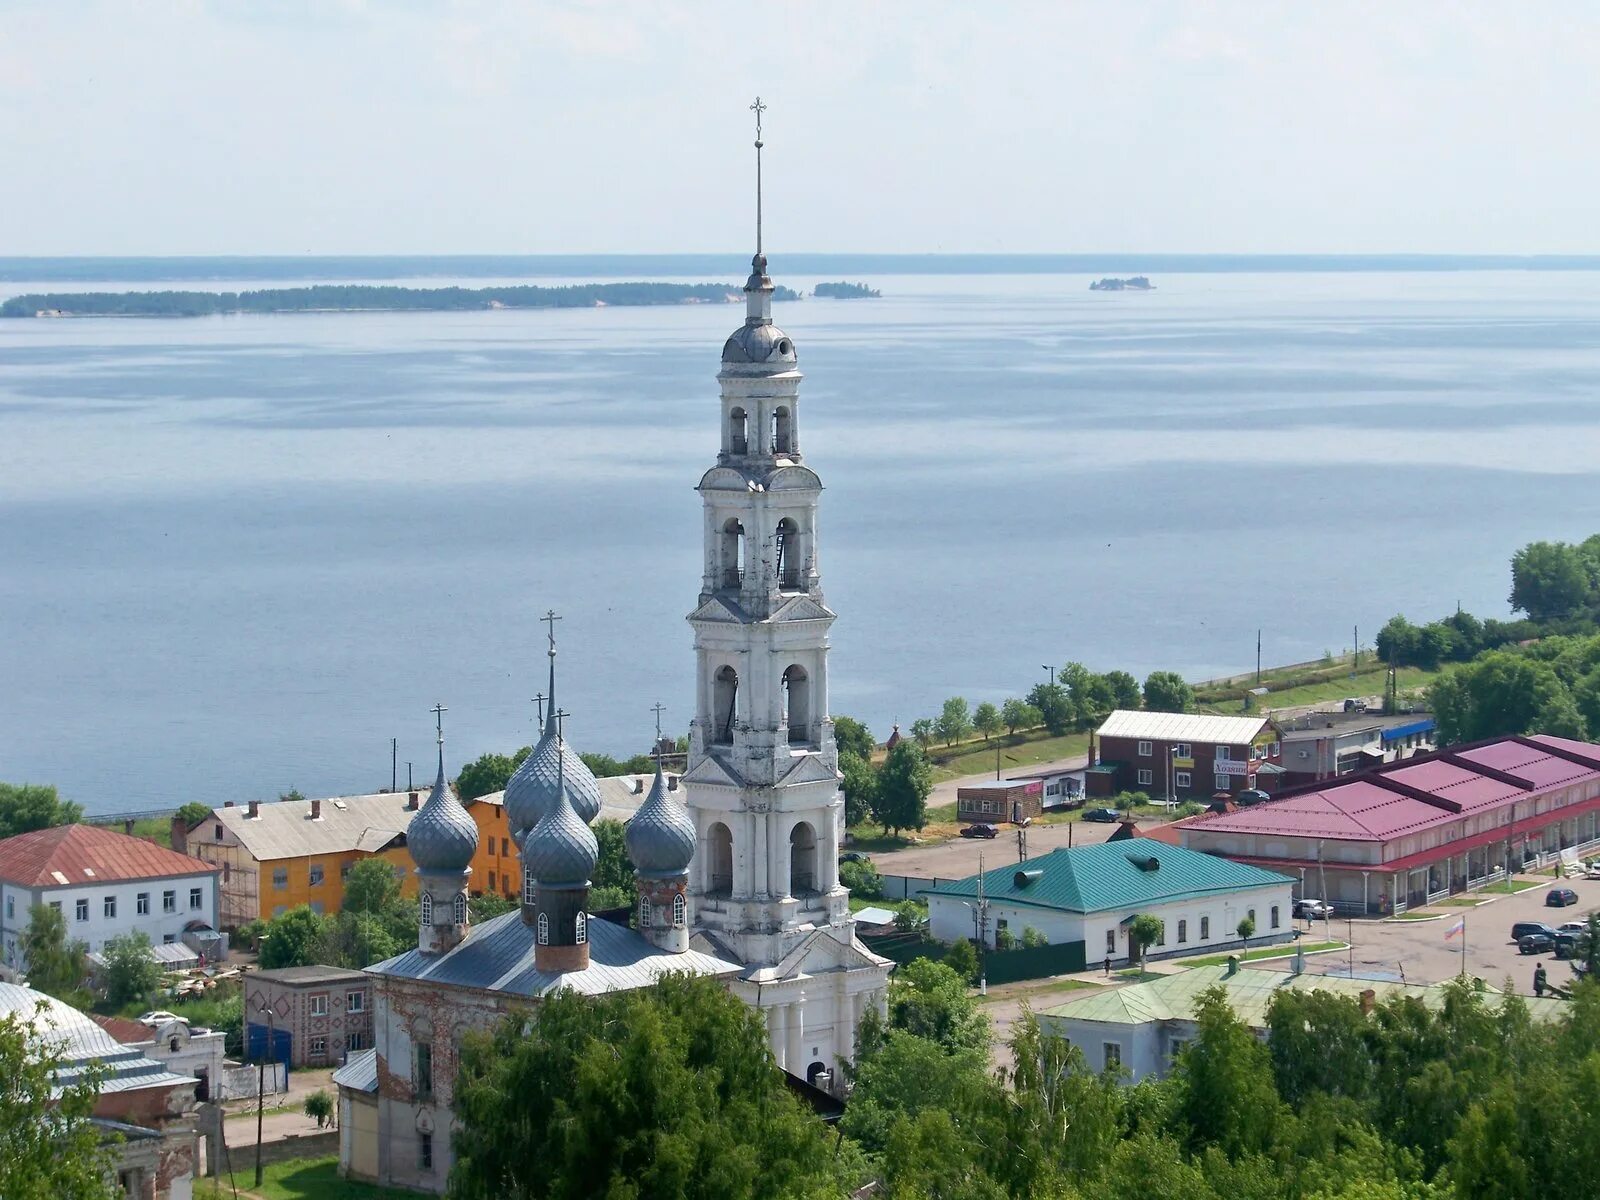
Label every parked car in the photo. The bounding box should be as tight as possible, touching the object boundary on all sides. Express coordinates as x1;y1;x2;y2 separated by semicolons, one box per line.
1519;932;1556;955
1554;932;1582;959
1082;807;1120;823
838;852;866;864
137;1010;182;1025
1511;921;1560;943
1558;920;1588;934
1294;899;1335;920
1236;789;1271;806
1546;887;1580;907
959;823;998;839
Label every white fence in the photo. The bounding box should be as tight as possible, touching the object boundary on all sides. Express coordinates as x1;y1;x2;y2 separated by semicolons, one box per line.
216;1061;287;1101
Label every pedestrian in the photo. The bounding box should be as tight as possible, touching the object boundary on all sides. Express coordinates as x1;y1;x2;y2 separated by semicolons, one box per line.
1103;954;1111;977
1534;963;1547;997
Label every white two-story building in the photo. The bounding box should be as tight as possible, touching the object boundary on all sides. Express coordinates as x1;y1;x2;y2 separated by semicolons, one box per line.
0;824;221;977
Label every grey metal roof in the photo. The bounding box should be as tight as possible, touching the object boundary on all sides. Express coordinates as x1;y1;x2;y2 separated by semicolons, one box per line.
332;1047;378;1094
87;941;199;971
407;755;478;874
475;775;649;828
0;982;196;1097
369;910;741;998
210;791;414;861
251;964;370;985
1097;710;1275;745
722;319;796;366
623;765;695;876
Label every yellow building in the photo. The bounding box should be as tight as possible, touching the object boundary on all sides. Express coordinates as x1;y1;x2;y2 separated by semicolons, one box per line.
186;776;658;928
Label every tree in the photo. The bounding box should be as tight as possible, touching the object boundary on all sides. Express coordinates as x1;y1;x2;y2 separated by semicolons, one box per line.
591;818;636;908
0;1004;117;1200
456;752;519;802
1376;614;1420;667
839;751;878;827
1001;699;1042;737
1173;984;1284;1158
304;1088;334;1128
343;856;402;915
323;910;400;968
101;931;163;1007
1429;652;1567;744
874;742;932;838
909;718;935;749
1026;683;1074;735
1236;914;1255;955
1103;670;1143;711
0;783;83;841
972;701;1002;743
887;959;989;1053
258;906;328;969
935;696;973;746
1510;540;1592;619
943;937;978;984
469;892;517;923
279;787;306;804
21;904;86;1004
175;801;212;830
1128;914;1164;970
1143;671;1193;714
1061;662;1117;728
832;715;875;762
838;858;882;898
451;974;848;1200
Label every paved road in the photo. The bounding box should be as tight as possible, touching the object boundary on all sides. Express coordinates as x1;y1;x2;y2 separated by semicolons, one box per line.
221;1065;337;1147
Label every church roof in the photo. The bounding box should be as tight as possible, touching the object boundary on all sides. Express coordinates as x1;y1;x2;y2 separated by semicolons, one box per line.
505;724;602;839
0;983;196;1097
368;909;741;998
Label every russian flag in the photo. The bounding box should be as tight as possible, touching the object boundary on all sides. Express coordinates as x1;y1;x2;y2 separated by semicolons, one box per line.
1445;918;1466;940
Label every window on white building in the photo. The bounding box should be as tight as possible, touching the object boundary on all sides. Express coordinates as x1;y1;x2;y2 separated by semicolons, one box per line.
1270;905;1280;929
347;990;364;1013
419;892;433;925
189;887;203;910
103;896;116;919
576;912;588;945
49;900;62;914
419;1132;434;1171
3;896;10;920
310;994;328;1016
1200;916;1210;940
1105;929;1116;955
1103;1043;1122;1068
1177;919;1187;943
75;899;88;922
1137;769;1154;786
163;890;177;913
1138;741;1152;757
415;1042;434;1100
673;893;687;928
1175;771;1191;788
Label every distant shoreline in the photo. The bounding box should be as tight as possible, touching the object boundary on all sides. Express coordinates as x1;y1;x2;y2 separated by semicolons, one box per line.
3;253;1599;285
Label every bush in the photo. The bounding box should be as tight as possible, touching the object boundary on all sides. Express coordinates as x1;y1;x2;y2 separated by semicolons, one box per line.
1176;802;1205;818
995;927;1017;951
1021;926;1048;949
839;858;883;899
893;901;922;932
304;1089;334;1128
943;937;978;983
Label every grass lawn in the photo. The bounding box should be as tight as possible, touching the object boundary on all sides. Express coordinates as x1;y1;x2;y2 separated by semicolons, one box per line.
1177;941;1345;968
1481;878;1545;894
977;977;1100;1004
198;1156;412;1200
1199;665;1437;715
1436;897;1488;907
921;731;1091;785
1387;912;1444;921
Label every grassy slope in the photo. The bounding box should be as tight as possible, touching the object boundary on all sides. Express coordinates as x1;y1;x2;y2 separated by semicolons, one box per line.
198;1157;413;1200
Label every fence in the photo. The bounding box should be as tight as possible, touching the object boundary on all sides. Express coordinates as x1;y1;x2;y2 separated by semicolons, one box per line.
861;931;1088;984
878;874;958;902
217;1060;287;1101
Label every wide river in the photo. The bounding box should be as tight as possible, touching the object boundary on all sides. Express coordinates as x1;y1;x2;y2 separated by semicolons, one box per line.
4;266;1600;813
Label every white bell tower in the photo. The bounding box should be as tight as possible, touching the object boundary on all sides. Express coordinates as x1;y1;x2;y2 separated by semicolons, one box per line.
681;99;889;1091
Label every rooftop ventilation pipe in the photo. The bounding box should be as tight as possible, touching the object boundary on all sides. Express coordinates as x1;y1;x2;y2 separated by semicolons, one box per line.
1014;869;1044;888
247;800;260;819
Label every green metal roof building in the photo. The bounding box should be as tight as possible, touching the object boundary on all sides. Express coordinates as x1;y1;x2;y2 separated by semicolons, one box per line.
924;838;1295;967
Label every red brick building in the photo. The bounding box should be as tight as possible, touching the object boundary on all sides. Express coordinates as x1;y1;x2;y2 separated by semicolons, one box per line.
956;778;1044;825
1090;711;1283;801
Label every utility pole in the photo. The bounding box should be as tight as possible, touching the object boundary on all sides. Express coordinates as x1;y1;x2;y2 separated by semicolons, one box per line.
391;738;397;793
406;762;413;791
1042;665;1055;688
254;972;274;1188
1353;625;1360;675
995;746;1001;781
1256;629;1262;685
974;851;989;995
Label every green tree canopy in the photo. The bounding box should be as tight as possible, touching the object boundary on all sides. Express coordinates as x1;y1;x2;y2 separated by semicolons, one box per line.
832;715;875;761
1143;671;1194;714
258;905;329;969
1429;652;1569;744
101;931;163;1008
886;958;988;1053
175;801;212;830
343;856;403;915
1127;914;1164;970
1026;682;1074;734
0;1004;116;1200
1509;540;1594;619
839;751;878;828
1103;670;1143;711
972;701;1002;742
456;751;523;802
22;904;87;1004
450;974;849;1200
0;783;83;841
1001;699;1042;737
874;742;932;837
935;696;973;745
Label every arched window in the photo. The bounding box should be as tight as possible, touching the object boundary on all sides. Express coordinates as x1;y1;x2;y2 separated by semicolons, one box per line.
713;666;739;744
707;822;734;895
789;821;818;895
729;407;748;455
639;896;650;928
1200;916;1210;940
782;665;811;744
536;912;549;945
719;519;745;589
775;518;800;590
419;892;433;925
523;864;535;900
772;406;793;455
575;911;588;945
453;892;467;925
672;892;686;928
1177;919;1188;944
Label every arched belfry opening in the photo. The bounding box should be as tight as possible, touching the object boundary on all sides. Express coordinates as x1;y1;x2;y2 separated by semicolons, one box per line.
713;665;739;744
789;821;818;895
707;822;734;895
729;407;748;455
782;664;810;743
775;518;801;590
772;406;792;455
720;519;745;589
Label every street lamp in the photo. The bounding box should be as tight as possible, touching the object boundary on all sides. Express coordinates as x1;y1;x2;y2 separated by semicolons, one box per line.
255;931;274;1189
1041;665;1055;688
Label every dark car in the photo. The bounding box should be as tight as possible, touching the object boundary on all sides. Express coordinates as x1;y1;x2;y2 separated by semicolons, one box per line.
1546;887;1580;907
1236;789;1271;806
1512;921;1560;943
1554;931;1582;959
838;852;865;864
1520;932;1556;955
1082;807;1120;823
959;823;999;839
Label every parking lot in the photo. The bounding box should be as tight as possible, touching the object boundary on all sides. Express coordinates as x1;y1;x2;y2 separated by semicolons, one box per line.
1289;873;1597;996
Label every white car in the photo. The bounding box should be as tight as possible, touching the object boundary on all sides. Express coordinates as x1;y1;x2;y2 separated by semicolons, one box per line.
137;1010;182;1025
1294;899;1335;920
1558;921;1589;934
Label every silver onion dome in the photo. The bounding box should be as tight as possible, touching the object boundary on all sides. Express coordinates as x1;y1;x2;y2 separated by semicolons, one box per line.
409;731;477;874
505;726;602;839
522;782;598;888
624;764;696;877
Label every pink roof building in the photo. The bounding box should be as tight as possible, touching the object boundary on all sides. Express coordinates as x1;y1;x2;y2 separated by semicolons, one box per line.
1178;734;1600;915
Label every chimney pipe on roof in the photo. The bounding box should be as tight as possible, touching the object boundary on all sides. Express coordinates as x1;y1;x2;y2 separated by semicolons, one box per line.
634;778;644;795
123;818;135;835
668;775;679;791
224;800;235;808
407;791;419;811
247;800;260;819
310;798;322;820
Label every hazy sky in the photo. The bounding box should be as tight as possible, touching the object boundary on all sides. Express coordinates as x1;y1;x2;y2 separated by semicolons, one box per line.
4;2;1597;256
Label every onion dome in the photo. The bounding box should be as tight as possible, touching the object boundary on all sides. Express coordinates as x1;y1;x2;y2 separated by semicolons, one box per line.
721;320;796;366
624;763;696;877
522;777;598;888
409;717;477;874
505;725;602;837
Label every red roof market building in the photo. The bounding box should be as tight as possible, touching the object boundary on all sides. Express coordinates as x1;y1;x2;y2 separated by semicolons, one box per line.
1178;734;1600;915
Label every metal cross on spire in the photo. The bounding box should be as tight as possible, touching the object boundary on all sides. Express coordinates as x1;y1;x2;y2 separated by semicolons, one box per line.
430;702;448;774
541;609;562;655
750;96;767;260
541;609;562;722
532;691;546;736
650;702;667;765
